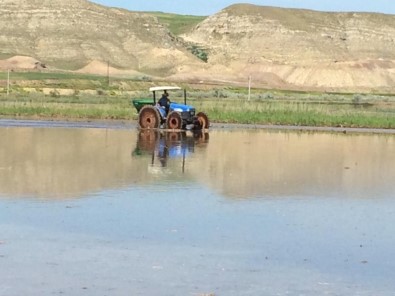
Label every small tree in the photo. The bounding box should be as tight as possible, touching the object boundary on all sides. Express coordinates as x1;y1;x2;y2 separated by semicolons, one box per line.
188;45;208;63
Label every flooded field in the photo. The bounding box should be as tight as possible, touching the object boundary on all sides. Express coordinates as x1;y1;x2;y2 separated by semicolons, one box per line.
1;120;395;296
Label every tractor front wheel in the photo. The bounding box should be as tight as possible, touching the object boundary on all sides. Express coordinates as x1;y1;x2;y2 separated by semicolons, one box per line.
195;112;210;130
139;106;161;129
166;111;182;130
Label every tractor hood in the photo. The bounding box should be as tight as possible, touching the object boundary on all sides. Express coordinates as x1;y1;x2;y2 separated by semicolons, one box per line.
169;102;195;112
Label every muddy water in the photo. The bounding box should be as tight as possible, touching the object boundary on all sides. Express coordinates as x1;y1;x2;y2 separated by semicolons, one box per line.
1;121;395;295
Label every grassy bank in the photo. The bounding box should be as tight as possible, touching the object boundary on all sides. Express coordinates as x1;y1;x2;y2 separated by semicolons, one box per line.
191;97;395;128
0;70;394;128
0;92;394;129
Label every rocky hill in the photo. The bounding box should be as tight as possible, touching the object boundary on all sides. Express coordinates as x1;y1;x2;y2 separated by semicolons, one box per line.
1;1;395;92
0;0;201;76
181;4;395;91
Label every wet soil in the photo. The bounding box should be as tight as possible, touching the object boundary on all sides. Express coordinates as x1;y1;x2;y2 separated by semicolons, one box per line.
0;118;394;134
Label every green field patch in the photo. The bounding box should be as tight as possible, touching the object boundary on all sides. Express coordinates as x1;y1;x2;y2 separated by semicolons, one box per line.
147;12;206;35
0;72;394;128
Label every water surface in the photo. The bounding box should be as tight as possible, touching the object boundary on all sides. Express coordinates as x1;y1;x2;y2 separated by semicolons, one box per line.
0;121;395;295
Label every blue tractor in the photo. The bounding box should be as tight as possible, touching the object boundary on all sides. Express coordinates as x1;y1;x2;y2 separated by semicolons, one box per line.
132;86;209;130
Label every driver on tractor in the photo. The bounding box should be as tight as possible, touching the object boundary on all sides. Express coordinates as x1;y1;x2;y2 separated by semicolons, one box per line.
158;90;170;114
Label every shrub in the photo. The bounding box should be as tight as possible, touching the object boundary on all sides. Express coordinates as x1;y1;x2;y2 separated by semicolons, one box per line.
49;89;60;98
188;45;208;63
97;89;105;96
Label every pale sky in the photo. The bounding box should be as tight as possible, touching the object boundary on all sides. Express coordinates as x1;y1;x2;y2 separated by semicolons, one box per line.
90;0;395;16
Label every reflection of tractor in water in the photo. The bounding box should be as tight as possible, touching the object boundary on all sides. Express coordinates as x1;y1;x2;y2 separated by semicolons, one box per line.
132;130;209;172
132;86;209;130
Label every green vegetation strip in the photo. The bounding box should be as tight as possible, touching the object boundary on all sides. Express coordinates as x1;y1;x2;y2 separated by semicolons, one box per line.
208;109;394;129
147;12;206;36
0;104;134;120
0;95;394;129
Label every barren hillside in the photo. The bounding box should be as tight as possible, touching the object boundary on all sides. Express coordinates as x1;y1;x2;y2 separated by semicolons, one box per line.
1;1;395;92
181;4;395;91
0;0;201;75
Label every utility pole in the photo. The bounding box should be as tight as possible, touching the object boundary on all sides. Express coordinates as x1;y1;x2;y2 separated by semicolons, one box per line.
107;60;110;87
248;75;251;101
7;69;10;96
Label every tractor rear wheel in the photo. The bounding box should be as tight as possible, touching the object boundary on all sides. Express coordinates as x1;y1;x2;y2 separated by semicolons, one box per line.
166;111;182;130
195;112;210;130
139;105;161;129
